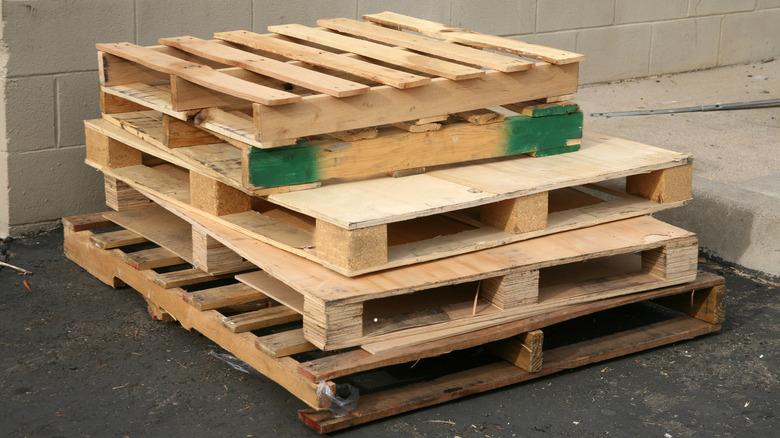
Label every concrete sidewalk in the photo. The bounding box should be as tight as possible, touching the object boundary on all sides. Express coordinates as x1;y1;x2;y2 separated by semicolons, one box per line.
577;60;780;275
577;59;780;276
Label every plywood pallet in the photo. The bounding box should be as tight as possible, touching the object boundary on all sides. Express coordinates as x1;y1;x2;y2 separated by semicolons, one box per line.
63;213;724;433
78;162;700;352
85;123;693;276
97;12;582;148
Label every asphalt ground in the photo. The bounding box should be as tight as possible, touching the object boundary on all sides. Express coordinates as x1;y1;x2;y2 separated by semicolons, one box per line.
0;228;777;437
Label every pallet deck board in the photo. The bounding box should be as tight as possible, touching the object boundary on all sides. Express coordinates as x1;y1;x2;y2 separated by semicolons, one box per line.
363;11;584;65
316;18;532;73
97;42;302;106
267;133;691;229
267;24;485;81
214;31;431;89
159;36;371;98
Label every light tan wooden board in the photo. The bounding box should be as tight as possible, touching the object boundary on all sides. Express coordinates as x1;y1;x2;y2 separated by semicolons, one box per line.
235;271;305;314
104;206;194;263
87;116;245;190
158;36;369;97
316;18;531;72
100;83;266;149
268;24;484;80
268;133;692;229
363;11;584;65
214;31;430;89
253;63;578;142
97;43;300;105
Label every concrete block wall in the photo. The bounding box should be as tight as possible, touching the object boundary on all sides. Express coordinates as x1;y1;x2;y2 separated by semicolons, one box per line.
1;0;779;236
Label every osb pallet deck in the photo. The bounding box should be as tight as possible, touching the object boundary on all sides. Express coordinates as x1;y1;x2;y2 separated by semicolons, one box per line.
85;124;693;276
97;12;582;149
63;213;724;433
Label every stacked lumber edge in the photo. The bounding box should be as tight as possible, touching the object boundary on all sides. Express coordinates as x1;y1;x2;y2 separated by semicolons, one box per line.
65;12;723;432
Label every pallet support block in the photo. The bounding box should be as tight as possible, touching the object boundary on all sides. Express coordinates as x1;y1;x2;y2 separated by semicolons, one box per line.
189;172;252;216
145;298;174;321
627;163;693;203
302;297;363;350
99;90;147;114
480;269;539;309
642;243;699;282
86;125;143;169
192;226;246;273
162;114;220;148
489;329;544;372
480;192;548;234
314;220;388;272
104;176;153;211
654;283;725;325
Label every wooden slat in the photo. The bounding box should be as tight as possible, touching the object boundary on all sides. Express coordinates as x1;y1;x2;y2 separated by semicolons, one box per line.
255;329;316;357
123;247;185;270
62;212;115;232
364;11;584;65
267;24;484;80
96;43;301;105
252;62;578;142
300;316;718;433
185;282;267;311
90;229;146;249
267;135;688;229
223;305;302;333
296;273;724;382
152;267;243;289
159;36;369;97
214;31;430;89
318;18;531;72
235;271;305;314
105;206;194;262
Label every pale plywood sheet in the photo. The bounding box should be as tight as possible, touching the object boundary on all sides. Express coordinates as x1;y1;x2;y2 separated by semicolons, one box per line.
105;205;193;263
131;184;695;306
268;132;691;229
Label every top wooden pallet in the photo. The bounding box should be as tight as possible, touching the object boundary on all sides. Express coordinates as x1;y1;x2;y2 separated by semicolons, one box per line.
96;11;582;148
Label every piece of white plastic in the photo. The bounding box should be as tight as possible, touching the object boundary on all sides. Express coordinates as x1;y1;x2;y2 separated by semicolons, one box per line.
316;381;359;416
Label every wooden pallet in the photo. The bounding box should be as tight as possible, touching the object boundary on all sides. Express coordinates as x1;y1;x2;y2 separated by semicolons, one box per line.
92;99;583;194
63;214;723;433
79;170;700;352
97;12;581;148
85;125;693;276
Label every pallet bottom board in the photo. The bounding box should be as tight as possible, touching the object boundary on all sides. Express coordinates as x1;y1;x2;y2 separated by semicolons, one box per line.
301;313;718;433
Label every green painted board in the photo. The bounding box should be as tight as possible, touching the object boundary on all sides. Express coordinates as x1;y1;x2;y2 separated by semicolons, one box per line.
504;111;583;156
248;111;584;188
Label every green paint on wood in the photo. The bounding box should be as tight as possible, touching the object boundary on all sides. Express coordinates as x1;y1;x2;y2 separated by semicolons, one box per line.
247;111;584;188
504;111;583;156
526;103;579;118
532;144;580;157
247;141;319;187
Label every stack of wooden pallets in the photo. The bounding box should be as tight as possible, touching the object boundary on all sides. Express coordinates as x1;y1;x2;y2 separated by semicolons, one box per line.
65;12;724;432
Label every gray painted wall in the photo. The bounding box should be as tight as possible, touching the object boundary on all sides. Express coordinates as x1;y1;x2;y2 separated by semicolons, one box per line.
1;0;779;236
